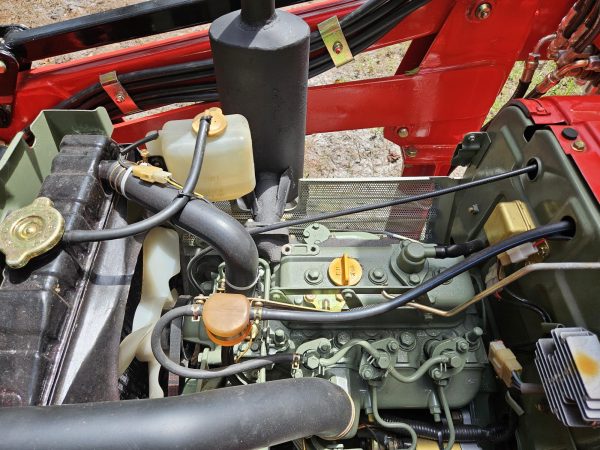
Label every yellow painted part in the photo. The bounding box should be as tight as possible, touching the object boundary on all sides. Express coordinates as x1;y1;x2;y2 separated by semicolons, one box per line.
416;438;461;449
328;253;362;286
484;200;535;245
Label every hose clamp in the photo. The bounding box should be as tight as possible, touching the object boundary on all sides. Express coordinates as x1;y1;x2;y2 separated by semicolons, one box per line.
176;190;195;200
119;166;134;199
191;304;201;322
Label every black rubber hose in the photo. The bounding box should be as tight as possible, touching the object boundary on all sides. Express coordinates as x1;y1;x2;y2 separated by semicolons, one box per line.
0;378;354;450
249;164;537;235
257;220;573;323
54;0;429;114
573;3;600;53
380;417;515;444
62;116;211;243
99;162;259;293
434;239;486;258
151;304;293;378
564;0;595;39
511;79;531;100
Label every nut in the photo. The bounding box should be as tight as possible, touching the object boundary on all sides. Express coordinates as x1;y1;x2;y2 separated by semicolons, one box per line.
572;140;586;152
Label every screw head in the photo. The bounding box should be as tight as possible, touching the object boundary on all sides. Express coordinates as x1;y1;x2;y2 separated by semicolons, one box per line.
0;61;7;74
115;92;126;103
397;127;409;138
572;140;586;152
468;204;480;215
475;3;492;20
405;146;418;158
332;41;344;54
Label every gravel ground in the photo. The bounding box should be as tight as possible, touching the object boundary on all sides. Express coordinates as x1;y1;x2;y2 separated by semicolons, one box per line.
1;1;578;178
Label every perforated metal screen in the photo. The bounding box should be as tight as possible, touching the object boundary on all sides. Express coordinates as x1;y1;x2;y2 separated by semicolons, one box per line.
214;178;447;241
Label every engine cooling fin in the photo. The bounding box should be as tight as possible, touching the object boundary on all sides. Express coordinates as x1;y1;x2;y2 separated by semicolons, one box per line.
535;327;600;427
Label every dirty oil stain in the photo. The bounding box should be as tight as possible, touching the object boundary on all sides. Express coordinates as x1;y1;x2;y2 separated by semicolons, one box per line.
574;352;599;377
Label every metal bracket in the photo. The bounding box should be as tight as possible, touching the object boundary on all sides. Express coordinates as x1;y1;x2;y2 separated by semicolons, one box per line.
0;49;19;128
99;71;141;115
318;16;353;67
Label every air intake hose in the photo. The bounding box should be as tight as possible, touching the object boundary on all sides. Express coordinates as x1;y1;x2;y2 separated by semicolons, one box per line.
0;378;355;450
99;161;259;294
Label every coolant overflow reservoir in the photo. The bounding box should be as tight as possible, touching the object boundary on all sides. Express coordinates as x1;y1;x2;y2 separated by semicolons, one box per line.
147;107;255;201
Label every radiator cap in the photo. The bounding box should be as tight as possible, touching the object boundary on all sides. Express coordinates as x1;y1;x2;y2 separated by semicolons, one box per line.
0;197;64;268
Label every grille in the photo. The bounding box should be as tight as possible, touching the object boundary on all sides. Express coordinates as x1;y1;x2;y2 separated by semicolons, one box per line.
535;327;600;427
213;178;447;241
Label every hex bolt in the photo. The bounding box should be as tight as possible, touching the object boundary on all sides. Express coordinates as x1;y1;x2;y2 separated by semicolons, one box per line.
400;332;416;349
312;223;320;230
475;3;492;20
397;127;409;138
0;61;7;74
572;140;586;152
377;354;391;370
274;329;287;345
449;355;463;368
336;331;351;347
305;269;321;283
305;354;320;370
468;204;480;215
387;340;400;353
409;274;421;285
457;340;469;353
318;340;332;354
360;366;375;380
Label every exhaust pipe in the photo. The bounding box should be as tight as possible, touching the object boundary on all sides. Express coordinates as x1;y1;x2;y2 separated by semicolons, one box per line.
0;378;354;450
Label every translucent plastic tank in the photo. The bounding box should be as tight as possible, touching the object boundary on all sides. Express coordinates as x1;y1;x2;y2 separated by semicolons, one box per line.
147;108;255;201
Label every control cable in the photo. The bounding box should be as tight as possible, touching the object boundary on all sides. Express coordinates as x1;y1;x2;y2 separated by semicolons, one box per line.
249;164;537;235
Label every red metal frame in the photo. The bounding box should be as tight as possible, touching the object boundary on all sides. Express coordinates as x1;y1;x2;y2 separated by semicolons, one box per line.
2;0;572;176
519;96;600;203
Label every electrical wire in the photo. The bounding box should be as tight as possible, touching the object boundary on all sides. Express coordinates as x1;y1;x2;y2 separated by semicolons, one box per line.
62;116;211;243
119;131;160;156
249;164;537;235
501;287;552;323
256;221;573;323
